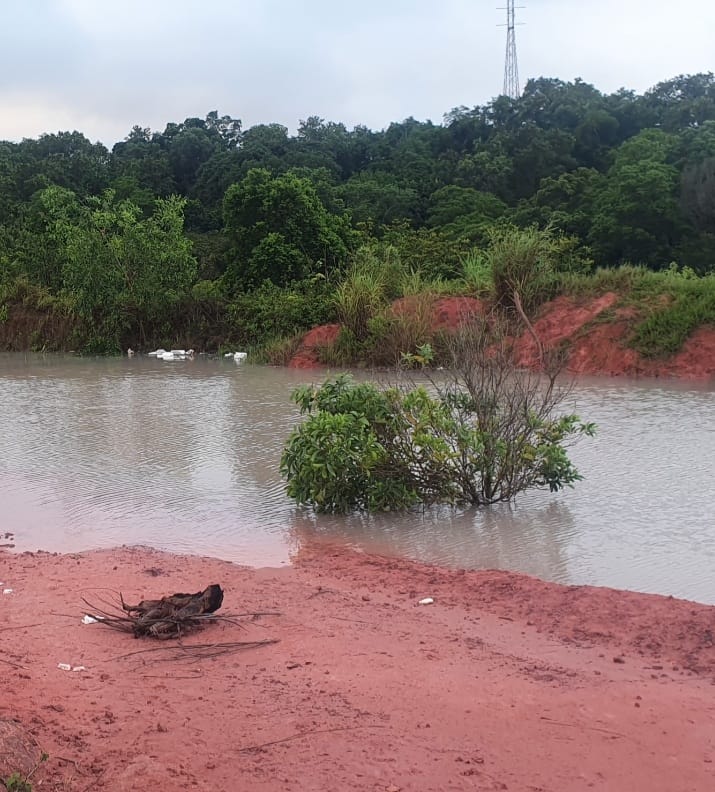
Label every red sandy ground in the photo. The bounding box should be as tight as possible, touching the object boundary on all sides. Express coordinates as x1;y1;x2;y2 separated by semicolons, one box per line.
1;546;713;791
288;294;715;380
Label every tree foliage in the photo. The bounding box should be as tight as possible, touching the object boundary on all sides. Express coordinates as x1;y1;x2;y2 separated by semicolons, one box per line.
222;168;354;289
46;189;196;350
2;73;715;353
281;332;594;513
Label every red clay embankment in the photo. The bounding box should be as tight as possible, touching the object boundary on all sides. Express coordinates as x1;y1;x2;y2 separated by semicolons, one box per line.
289;293;715;380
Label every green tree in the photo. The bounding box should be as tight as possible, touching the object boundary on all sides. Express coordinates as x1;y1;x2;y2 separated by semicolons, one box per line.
281;347;594;513
426;185;507;244
589;130;683;267
46;189;196;350
644;73;715;132
513;168;604;241
222;168;354;289
339;171;420;227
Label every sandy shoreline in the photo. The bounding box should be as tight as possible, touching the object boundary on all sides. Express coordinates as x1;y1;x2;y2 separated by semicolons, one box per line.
1;544;714;791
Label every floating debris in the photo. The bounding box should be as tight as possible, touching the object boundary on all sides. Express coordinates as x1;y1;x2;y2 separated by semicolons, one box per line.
224;351;248;362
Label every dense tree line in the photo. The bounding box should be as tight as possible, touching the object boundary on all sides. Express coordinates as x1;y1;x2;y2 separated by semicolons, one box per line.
1;74;714;351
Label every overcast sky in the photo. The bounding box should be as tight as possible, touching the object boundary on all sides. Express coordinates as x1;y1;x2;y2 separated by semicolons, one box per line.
1;0;713;146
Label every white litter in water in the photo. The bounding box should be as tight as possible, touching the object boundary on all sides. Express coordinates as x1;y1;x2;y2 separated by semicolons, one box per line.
82;615;100;624
57;663;71;671
3;589;13;595
72;666;87;672
418;597;435;605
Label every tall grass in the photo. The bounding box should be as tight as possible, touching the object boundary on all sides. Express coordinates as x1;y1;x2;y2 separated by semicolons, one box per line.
629;269;715;357
486;226;561;311
364;291;437;367
399;268;457;298
334;266;387;342
460;250;492;295
557;264;649;297
251;334;304;365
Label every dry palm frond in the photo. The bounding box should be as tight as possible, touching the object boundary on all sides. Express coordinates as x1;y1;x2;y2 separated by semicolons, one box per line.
81;585;280;641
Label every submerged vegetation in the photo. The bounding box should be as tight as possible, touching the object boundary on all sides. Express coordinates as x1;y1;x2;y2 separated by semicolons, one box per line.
0;73;714;357
281;326;595;513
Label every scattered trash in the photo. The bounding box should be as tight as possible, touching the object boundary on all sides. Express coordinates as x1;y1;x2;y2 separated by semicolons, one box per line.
82;614;101;625
57;663;87;672
224;351;248;362
418;597;435;605
147;348;194;361
3;589;13;595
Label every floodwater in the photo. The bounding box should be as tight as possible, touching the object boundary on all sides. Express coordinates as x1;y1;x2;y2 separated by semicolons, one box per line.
0;353;713;604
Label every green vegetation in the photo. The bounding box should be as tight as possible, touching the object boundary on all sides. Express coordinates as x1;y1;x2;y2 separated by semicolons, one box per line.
281;329;595;513
628;267;715;357
2;752;48;792
3;773;33;792
1;74;714;356
559;264;715;358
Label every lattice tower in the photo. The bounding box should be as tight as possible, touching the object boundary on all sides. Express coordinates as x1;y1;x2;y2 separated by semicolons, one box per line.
500;1;523;99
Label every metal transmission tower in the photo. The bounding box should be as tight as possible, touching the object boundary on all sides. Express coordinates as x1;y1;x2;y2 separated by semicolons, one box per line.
499;2;524;99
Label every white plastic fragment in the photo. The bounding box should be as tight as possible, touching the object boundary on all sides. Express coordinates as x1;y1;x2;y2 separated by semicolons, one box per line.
418;597;435;605
3;589;13;595
82;614;100;624
72;666;87;672
57;663;71;671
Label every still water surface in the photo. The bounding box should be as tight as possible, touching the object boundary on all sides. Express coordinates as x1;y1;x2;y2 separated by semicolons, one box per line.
1;353;713;603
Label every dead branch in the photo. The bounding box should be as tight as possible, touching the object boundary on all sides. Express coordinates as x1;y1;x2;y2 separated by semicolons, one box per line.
539;716;627;738
240;724;387;753
0;624;44;633
81;585;225;639
112;639;279;663
513;289;543;366
0;656;28;670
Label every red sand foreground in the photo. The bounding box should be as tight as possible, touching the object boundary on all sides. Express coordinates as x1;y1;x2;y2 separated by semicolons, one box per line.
1;545;714;791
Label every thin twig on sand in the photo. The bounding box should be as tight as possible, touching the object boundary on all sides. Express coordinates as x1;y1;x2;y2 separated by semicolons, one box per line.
112;639;279;663
240;724;388;753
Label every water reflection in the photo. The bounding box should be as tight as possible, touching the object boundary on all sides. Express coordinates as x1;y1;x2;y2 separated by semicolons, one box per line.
289;500;576;584
1;354;714;603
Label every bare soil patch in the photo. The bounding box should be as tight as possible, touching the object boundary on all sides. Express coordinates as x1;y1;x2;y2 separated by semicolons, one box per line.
1;545;713;791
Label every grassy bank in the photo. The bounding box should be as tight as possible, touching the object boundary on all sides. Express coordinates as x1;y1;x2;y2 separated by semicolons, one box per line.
2;231;714;366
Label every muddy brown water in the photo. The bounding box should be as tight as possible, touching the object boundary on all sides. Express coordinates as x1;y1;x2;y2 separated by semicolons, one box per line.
1;353;713;603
